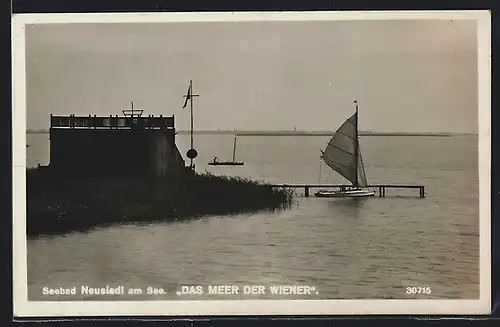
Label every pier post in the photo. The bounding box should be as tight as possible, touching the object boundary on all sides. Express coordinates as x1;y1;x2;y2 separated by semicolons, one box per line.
419;187;425;198
378;186;382;197
304;186;310;197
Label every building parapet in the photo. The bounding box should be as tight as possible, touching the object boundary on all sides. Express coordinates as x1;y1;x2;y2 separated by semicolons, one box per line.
50;113;175;130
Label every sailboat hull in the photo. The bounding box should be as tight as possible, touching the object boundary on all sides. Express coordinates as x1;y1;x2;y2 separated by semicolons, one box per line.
208;162;244;166
208;136;245;166
314;188;375;198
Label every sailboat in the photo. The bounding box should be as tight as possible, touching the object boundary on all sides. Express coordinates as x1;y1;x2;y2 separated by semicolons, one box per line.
208;136;244;166
315;101;375;198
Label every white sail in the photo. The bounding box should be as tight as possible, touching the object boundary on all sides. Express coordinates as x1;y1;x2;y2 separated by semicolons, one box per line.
321;112;368;187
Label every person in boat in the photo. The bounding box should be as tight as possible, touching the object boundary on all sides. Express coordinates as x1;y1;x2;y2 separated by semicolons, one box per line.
213;156;218;164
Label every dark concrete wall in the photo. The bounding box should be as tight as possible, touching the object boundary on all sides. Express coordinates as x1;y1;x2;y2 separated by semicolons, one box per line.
49;128;185;177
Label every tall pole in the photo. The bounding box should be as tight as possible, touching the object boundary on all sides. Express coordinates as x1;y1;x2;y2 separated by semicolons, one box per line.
183;80;199;170
190;80;194;168
354;100;359;189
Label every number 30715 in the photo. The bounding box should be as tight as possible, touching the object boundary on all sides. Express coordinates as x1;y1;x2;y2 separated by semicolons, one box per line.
405;286;432;295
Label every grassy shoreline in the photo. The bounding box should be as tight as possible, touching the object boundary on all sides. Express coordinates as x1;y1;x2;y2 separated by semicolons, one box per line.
26;168;293;237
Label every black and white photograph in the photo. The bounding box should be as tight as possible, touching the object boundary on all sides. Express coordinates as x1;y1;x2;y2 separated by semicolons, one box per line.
12;11;490;316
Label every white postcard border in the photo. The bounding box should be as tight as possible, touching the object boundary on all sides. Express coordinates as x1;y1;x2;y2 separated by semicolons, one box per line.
12;10;491;317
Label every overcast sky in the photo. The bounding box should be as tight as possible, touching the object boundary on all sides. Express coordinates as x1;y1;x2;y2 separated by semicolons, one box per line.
25;19;478;133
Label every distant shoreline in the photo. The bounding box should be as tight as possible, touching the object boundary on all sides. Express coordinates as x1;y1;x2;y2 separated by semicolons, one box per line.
26;130;474;137
233;132;456;137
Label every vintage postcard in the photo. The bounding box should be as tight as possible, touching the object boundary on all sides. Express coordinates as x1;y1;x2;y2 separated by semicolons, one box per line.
12;11;491;317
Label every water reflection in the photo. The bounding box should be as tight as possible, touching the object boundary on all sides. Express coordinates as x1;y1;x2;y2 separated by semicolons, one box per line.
327;197;368;208
324;197;369;221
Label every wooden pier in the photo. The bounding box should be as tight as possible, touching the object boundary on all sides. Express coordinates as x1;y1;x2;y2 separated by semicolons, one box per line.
270;184;426;198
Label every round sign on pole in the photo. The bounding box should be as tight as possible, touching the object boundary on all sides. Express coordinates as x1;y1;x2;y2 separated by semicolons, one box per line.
187;148;198;159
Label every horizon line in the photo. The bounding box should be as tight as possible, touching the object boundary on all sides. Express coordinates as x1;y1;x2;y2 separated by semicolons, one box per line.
25;128;477;136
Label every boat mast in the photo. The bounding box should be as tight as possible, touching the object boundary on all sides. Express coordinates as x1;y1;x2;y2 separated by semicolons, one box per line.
232;136;237;162
354;100;359;189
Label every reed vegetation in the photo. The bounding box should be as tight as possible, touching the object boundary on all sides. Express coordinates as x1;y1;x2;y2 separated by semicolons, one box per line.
26;168;293;236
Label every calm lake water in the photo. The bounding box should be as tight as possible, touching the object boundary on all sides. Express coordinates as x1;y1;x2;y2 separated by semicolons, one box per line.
26;133;480;300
